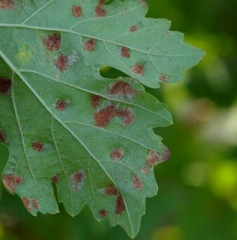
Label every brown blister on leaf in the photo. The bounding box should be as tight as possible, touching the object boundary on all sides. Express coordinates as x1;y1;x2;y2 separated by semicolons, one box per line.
132;174;143;191
110;149;124;161
42;34;61;51
116;108;135;126
0;78;12;95
115;193;125;215
31;198;40;210
99;209;107;218
109;81;135;99
159;74;169;82
23;197;32;211
162;145;171;161
32;142;44;152
84;38;96;52
2;174;24;192
51;174;59;184
91;95;102;109
140;0;148;6
105;184;117;195
146;150;161;167
70;170;86;193
140;165;150;175
131;63;144;76
56;100;69;111
120;47;130;58
95;5;106;17
0;131;7;143
72;5;82;18
129;25;138;32
0;0;14;10
55;54;68;71
94;105;117;128
94;105;135;128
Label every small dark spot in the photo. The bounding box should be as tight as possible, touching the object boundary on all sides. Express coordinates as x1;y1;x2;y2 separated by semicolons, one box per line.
109;81;135;99
129;26;138;32
42;34;61;51
84;38;96;52
71;172;84;183
159;74;169;82
120;46;130;58
0;131;7;143
131;63;144;76
23;197;31;211
55;100;69;111
72;186;79;192
105;184;117;195
0;0;14;10
115;192;125;215
72;5;82;18
31;198;40;210
110;149;124;161
0;77;12;95
32;142;44;152
51;174;59;184
95;5;106;17
94;105;117;128
55;54;68;71
91;95;101;109
140;166;150;175
99;209;107;218
116;108;135;126
132;174;143;191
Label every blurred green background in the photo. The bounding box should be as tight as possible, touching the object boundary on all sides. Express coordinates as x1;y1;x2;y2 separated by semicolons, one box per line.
0;0;237;239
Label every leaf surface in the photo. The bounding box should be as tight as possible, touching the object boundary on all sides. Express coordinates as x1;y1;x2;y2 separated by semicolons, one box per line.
0;0;204;237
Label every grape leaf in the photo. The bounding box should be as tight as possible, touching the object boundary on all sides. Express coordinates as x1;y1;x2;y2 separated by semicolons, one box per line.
0;0;205;238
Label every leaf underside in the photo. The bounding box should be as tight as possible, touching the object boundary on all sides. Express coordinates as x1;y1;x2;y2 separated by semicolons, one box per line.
0;0;204;238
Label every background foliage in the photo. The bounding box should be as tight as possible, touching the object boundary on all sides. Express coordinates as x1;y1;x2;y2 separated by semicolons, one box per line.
0;0;236;239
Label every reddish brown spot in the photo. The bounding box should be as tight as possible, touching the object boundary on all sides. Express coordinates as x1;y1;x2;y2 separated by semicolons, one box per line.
2;174;15;192
23;197;31;211
94;105;117;128
115;193;125;215
109;81;135;99
56;100;69;111
120;47;130;58
72;5;82;18
42;34;61;51
0;78;12;95
105;184;117;195
110;149;124;161
95;5;106;17
31;198;40;210
55;54;68;71
140;0;148;6
71;172;84;183
51;174;59;184
116;108;135;126
131;63;144;76
2;174;24;192
32;142;44;152
132;174;143;191
72;186;79;192
91;95;101;109
140;166;150;175
129;26;138;32
162;145;171;161
14;175;23;185
99;209;107;218
146;150;162;167
0;131;7;143
94;105;135;128
159;74;169;82
0;0;14;10
84;38;96;52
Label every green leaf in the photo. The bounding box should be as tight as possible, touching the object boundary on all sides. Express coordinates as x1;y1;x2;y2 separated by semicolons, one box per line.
0;0;204;238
